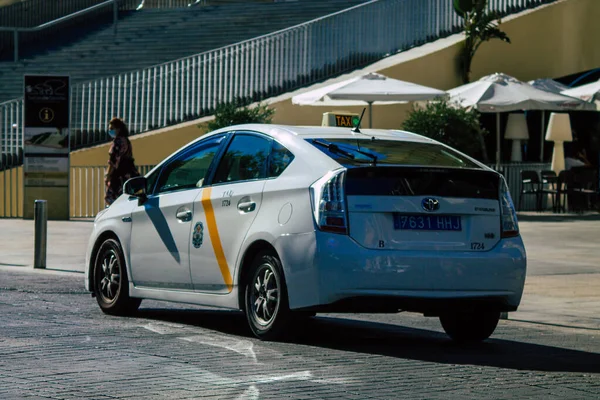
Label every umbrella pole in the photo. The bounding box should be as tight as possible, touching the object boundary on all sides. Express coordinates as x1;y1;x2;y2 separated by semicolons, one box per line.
540;111;545;162
496;113;501;170
368;101;373;129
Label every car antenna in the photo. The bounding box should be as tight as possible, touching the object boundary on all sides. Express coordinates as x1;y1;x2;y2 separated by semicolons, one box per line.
351;108;366;133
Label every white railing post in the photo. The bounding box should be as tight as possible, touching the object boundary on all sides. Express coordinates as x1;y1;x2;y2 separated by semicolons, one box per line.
175;61;180;123
191;58;196;118
93;81;98;133
152;67;157;129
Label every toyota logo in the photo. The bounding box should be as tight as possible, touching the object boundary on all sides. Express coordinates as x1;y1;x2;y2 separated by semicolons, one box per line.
421;198;440;212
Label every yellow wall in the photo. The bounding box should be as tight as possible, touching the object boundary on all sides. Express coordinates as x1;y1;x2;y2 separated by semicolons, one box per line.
0;0;20;7
472;0;600;83
70;119;211;167
70;0;600;169
0;167;24;218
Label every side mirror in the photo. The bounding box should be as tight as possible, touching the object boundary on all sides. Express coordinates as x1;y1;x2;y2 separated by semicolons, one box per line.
123;176;147;204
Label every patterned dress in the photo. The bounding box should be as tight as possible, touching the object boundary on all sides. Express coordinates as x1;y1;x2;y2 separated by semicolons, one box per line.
104;136;139;206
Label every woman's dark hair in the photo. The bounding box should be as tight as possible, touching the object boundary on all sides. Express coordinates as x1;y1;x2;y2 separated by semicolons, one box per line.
109;117;129;138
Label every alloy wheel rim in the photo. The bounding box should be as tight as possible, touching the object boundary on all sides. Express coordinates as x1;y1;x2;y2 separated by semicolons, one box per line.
250;264;279;326
98;250;121;303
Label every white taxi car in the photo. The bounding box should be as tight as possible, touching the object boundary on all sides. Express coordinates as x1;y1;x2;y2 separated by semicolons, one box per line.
85;124;526;342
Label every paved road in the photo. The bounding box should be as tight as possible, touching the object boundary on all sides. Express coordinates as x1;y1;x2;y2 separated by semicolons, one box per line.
0;216;599;399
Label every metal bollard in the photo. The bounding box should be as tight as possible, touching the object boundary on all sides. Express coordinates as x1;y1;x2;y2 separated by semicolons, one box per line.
34;200;47;269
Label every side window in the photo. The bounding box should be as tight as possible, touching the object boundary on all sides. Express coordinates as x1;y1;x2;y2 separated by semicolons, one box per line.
269;141;294;178
155;135;225;194
145;168;160;195
213;134;271;184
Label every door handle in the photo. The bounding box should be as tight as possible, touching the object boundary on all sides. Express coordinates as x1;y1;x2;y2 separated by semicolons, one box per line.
237;201;256;213
176;209;192;222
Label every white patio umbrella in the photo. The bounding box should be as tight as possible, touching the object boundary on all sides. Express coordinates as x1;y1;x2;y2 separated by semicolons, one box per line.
292;72;446;128
561;79;600;104
448;73;595;168
529;78;569;94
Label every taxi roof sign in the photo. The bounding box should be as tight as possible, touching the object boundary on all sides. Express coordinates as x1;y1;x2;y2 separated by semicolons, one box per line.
322;112;360;128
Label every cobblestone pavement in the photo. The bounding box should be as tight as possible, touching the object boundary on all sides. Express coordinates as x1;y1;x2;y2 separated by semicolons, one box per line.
0;268;599;399
0;218;599;399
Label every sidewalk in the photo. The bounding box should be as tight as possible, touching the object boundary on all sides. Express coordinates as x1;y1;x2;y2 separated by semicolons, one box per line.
0;218;93;273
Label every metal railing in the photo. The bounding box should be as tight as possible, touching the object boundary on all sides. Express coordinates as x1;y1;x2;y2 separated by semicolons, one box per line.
0;0;198;28
2;162;549;219
0;0;120;62
493;162;552;211
68;162;551;218
2;0;558;159
0;0;117;62
70;164;155;217
0;0;110;28
0;98;23;170
133;0;206;8
59;163;550;218
67;0;556;144
0;0;205;62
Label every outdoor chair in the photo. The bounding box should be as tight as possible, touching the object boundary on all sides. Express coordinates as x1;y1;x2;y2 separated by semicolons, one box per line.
568;167;598;213
540;170;559;212
557;170;570;213
518;170;541;212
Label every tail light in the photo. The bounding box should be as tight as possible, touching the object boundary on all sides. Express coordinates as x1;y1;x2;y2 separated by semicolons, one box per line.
499;176;519;238
310;169;348;234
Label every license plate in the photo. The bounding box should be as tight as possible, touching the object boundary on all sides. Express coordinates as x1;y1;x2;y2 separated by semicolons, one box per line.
393;214;462;231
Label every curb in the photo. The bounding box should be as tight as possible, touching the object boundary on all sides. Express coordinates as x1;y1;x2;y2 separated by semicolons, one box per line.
0;265;84;276
516;212;600;222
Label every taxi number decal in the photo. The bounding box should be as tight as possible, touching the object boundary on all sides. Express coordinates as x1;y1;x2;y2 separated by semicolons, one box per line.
471;242;485;250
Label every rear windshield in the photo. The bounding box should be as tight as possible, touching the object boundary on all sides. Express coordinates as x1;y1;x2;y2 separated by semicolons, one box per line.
307;138;479;169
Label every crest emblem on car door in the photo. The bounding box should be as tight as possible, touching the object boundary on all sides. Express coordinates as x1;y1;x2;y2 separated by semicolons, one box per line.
192;221;204;248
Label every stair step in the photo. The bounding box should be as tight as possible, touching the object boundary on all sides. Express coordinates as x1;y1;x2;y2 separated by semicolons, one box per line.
0;0;368;102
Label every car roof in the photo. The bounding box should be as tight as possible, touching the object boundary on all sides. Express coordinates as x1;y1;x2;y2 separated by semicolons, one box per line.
209;123;436;143
147;123;488;177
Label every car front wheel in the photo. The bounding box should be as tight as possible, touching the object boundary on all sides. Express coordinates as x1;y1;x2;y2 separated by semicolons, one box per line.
93;238;141;315
244;250;290;340
439;311;500;343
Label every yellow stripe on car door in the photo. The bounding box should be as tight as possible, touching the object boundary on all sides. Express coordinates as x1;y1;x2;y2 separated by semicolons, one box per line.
201;187;233;292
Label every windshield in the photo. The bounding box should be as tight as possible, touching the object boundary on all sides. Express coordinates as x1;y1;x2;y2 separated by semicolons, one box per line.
307;138;479;169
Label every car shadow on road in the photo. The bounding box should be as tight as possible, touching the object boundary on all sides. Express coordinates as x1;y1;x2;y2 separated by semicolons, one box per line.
134;307;600;374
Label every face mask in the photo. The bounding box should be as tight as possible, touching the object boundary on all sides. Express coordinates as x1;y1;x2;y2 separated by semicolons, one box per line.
108;129;116;138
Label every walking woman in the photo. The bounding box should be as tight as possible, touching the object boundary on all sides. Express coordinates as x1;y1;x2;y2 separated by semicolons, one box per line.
104;117;139;207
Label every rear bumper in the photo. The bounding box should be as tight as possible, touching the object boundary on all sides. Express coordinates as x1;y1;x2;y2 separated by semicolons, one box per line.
276;232;526;313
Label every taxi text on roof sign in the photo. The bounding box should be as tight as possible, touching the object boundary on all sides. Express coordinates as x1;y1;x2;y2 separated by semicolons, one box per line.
322;112;360;128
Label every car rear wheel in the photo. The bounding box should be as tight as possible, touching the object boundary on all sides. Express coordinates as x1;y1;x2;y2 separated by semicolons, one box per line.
439;311;500;343
93;238;141;316
244;250;290;340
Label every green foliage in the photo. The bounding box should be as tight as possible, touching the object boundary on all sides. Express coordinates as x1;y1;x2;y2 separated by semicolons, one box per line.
401;99;488;161
455;0;511;83
207;99;275;131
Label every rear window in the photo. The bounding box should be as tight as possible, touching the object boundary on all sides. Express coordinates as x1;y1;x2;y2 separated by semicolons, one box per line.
307;138;479;169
